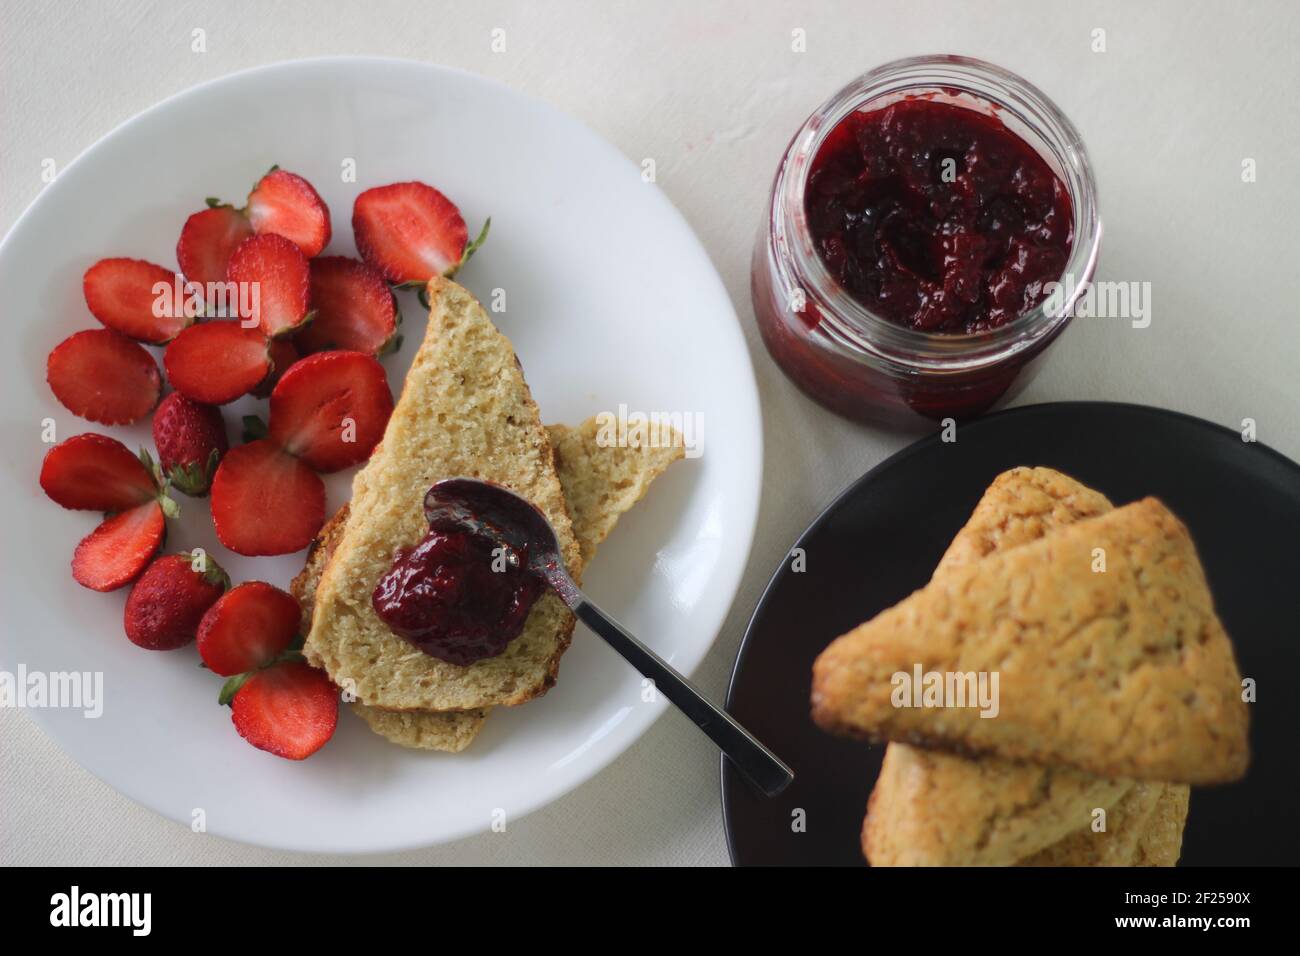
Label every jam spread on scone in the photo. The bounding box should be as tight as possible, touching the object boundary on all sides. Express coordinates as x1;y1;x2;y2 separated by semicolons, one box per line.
805;98;1073;333
372;526;544;666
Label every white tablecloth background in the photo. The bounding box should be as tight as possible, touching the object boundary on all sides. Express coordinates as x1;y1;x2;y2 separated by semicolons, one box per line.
3;0;1296;866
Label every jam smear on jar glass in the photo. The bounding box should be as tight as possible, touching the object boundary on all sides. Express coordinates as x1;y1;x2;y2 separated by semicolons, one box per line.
804;98;1073;334
372;526;544;666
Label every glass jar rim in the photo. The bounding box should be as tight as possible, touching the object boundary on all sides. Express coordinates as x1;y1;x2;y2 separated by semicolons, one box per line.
771;54;1102;371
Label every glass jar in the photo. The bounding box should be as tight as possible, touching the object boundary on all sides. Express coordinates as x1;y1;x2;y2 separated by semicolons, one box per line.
751;55;1101;427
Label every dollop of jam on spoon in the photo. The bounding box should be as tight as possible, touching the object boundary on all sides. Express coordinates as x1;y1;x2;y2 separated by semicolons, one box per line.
371;481;547;666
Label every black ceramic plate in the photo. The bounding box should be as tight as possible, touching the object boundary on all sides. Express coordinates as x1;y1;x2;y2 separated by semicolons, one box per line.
722;402;1300;866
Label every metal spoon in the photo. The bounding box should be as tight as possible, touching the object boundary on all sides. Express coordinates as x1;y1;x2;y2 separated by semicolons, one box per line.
424;477;794;797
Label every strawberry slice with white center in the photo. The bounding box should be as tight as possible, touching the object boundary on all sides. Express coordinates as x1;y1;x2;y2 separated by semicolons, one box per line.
47;328;161;425
229;660;338;760
297;256;398;356
177;204;254;290
226;233;312;338
246;168;332;257
71;500;167;592
164;321;272;405
268;350;394;473
83;257;193;344
198;581;301;677
352;182;489;284
210;439;325;555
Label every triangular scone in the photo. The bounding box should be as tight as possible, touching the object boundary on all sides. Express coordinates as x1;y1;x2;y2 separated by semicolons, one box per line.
303;278;581;711
865;469;1191;866
863;744;1131;866
292;420;684;751
814;497;1250;783
866;468;1128;865
933;466;1114;570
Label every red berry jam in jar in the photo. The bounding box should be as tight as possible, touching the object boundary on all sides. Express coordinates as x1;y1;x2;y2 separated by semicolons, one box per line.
752;56;1100;426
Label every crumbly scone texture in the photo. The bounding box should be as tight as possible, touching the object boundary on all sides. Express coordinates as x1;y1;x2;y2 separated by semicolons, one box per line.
932;466;1114;575
292;502;489;750
351;702;489;752
291;420;683;751
867;468;1130;865
862;744;1132;866
303;277;581;711
814;496;1250;783
291;503;348;631
1019;782;1169;867
1130;785;1191;866
548;418;684;567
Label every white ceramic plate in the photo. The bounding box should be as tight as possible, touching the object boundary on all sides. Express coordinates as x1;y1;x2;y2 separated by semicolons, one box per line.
0;57;761;853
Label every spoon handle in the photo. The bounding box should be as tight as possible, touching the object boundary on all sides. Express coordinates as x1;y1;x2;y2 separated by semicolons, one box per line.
571;599;794;797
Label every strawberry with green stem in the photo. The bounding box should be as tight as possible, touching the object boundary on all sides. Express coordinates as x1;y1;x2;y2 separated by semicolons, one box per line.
152;391;229;497
352;182;489;294
123;552;230;650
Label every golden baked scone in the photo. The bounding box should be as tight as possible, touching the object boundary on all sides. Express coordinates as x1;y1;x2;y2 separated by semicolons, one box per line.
933;466;1114;571
863;744;1131;866
352;702;490;752
546;418;684;568
863;469;1194;866
813;497;1250;783
1019;782;1167;866
866;468;1129;865
292;419;684;751
303;277;581;712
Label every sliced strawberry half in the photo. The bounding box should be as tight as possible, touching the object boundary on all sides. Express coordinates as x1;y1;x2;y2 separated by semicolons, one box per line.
229;660;337;760
226;233;312;337
47;329;161;425
197;581;301;677
40;433;160;512
250;336;300;399
268;351;394;472
164;321;271;405
71;500;166;592
83;257;192;344
352;182;489;284
297;256;398;356
177;204;254;290
210;440;325;555
246;168;332;257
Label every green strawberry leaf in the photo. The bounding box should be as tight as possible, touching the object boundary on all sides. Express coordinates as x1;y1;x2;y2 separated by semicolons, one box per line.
458;217;491;270
218;672;250;707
